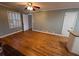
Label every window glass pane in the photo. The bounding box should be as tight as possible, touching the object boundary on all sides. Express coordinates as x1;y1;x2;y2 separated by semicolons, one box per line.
7;11;22;28
7;11;14;28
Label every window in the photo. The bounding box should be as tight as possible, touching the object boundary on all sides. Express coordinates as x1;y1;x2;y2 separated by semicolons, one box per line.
7;11;21;29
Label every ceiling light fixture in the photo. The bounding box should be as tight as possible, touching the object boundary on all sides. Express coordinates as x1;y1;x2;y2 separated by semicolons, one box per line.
27;6;33;11
27;2;33;11
24;2;40;11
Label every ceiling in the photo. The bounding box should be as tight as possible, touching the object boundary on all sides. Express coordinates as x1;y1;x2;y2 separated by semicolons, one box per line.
0;2;79;12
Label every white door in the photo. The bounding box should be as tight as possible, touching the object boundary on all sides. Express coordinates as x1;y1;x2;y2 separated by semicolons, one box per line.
23;14;29;31
62;12;78;37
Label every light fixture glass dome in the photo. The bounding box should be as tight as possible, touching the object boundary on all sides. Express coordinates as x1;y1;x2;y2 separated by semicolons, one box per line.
27;6;33;11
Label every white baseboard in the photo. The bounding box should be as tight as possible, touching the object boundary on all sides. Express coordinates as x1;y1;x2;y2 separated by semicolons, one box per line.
0;30;22;38
0;29;66;38
32;29;67;37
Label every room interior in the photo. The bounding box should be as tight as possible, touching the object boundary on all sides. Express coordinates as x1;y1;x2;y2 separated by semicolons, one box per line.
0;2;79;56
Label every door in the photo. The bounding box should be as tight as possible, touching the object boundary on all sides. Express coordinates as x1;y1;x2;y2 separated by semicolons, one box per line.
62;12;78;37
23;14;29;31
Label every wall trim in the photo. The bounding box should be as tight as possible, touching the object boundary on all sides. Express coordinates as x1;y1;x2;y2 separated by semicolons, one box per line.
32;29;67;37
0;30;22;38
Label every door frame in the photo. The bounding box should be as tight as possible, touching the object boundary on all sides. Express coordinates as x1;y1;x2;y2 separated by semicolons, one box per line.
22;14;29;31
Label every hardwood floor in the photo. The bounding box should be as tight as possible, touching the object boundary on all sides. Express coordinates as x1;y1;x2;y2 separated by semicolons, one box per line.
2;30;77;56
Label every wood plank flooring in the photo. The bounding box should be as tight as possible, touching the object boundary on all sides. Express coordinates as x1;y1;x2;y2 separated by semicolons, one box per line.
2;30;77;56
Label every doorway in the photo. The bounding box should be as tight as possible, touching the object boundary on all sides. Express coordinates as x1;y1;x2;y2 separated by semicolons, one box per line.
22;14;29;31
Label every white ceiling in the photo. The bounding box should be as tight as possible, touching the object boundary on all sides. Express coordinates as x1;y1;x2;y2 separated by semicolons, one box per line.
1;2;79;11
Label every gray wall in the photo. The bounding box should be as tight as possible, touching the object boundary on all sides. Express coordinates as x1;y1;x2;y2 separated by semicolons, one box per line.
32;10;65;34
0;6;79;37
74;12;79;32
0;6;22;36
28;15;32;29
32;9;79;34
